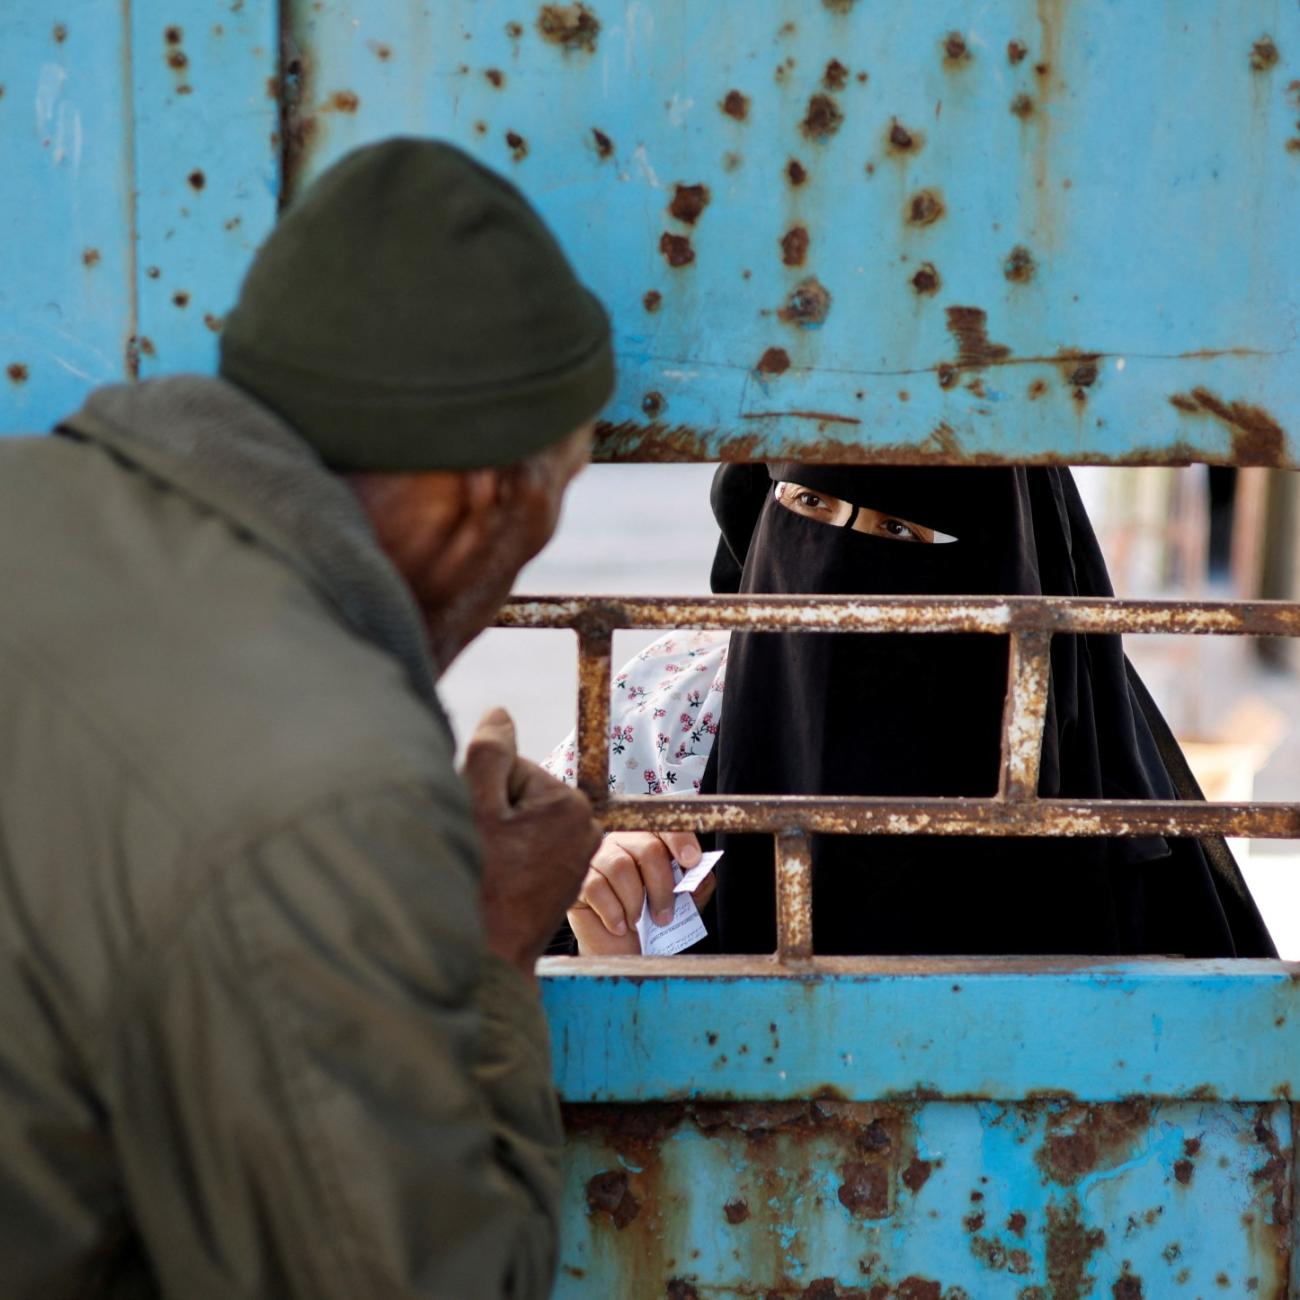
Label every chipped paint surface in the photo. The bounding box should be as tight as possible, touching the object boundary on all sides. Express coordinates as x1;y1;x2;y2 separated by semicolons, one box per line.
551;1086;1294;1296
265;0;1300;466
6;4;1298;456
1;0;279;425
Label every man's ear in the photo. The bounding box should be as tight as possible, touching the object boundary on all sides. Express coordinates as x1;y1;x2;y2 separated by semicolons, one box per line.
434;467;507;579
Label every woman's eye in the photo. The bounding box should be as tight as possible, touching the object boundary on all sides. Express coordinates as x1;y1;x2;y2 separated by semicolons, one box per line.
796;492;826;510
880;518;919;541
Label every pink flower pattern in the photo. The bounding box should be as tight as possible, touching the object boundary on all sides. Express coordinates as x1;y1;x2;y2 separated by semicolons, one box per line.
542;631;728;797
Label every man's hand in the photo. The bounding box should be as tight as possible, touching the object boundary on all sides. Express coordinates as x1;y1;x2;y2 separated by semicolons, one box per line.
568;831;714;956
462;708;601;978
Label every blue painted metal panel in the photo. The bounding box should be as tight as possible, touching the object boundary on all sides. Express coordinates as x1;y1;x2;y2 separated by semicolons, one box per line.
129;0;280;380
0;0;278;434
558;1098;1291;1296
0;5;135;427
283;0;1300;465
541;961;1300;1103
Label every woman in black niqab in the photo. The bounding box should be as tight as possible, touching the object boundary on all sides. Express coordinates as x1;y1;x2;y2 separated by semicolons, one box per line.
700;462;1275;957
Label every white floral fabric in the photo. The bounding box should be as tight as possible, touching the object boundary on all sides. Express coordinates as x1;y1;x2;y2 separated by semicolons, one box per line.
543;631;729;795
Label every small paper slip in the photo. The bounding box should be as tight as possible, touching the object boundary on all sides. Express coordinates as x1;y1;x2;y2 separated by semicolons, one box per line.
673;850;724;895
637;856;721;957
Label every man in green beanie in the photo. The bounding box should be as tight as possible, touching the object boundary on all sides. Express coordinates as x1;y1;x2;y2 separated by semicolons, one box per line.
0;138;611;1297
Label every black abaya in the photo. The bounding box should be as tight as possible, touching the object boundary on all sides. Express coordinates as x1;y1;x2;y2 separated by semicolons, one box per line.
699;463;1275;958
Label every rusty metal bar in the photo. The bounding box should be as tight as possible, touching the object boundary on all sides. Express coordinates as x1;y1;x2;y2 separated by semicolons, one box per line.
774;831;813;962
499;594;1300;638
597;796;1300;840
575;625;612;802
998;630;1053;801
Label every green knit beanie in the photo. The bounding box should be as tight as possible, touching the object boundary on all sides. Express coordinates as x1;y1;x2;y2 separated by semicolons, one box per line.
219;137;614;470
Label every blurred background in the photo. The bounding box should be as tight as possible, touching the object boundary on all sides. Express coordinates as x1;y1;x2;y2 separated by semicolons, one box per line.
440;464;1300;957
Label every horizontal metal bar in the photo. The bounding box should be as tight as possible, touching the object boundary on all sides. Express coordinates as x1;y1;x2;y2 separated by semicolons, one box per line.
539;959;1300;1102
595;796;1300;839
499;594;1300;637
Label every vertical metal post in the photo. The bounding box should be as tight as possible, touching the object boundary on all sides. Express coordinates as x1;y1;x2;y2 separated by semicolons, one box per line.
576;623;613;803
775;830;813;962
998;630;1053;801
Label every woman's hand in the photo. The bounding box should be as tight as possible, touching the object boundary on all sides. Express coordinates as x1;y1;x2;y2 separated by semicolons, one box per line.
568;831;714;955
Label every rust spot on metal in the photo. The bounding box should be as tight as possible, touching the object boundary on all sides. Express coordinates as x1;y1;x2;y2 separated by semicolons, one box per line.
1008;39;1029;65
721;89;750;121
937;364;958;390
778;277;832;326
1173;1158;1194;1184
837;1160;890;1218
1167;387;1289;465
886;119;922;154
1036;62;1051;77
643;290;662;313
895;1282;941;1300
1036;1100;1151;1186
53;23;68;44
1250;37;1280;72
907;189;945;226
203;313;223;333
945;306;1011;368
325;90;360;113
187;170;205;191
591;127;614;158
168;50;189;71
139;337;155;357
642;392;665;418
1011;93;1035;118
822;0;857;11
485;68;504;87
823;59;850;92
81;248;100;268
172;291;190;308
6;363;29;385
506;20;524;38
1287;138;1300;153
787;158;808;186
943;32;970;65
369;41;392;61
585;1169;640;1229
1025;379;1046;399
666;1281;699;1300
1057;351;1100;389
1047;1196;1107;1300
756;347;791;376
669;183;711;225
659;233;695;268
1112;1272;1144;1299
164;25;182;44
538;4;600;53
1004;245;1036;283
781;226;810;267
505;130;528;162
911;262;940;295
1008;1210;1028;1235
723;151;743;172
801;94;844;141
266;76;282;100
902;1156;933;1193
723;1197;750;1224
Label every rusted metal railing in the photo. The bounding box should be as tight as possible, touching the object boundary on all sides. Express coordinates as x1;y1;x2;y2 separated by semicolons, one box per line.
502;595;1300;962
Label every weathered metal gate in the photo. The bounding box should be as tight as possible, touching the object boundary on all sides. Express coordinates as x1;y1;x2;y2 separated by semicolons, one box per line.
4;2;1300;1295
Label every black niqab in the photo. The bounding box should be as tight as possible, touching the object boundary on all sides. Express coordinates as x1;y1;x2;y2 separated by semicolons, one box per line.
700;463;1275;957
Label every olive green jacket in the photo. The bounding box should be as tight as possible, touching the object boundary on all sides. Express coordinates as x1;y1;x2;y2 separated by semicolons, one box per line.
0;378;562;1298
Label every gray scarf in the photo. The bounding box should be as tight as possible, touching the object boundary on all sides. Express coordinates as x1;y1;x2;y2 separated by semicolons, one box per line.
59;376;438;708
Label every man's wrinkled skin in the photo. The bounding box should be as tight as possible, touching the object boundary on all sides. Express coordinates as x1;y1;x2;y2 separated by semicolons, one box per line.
350;423;601;979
